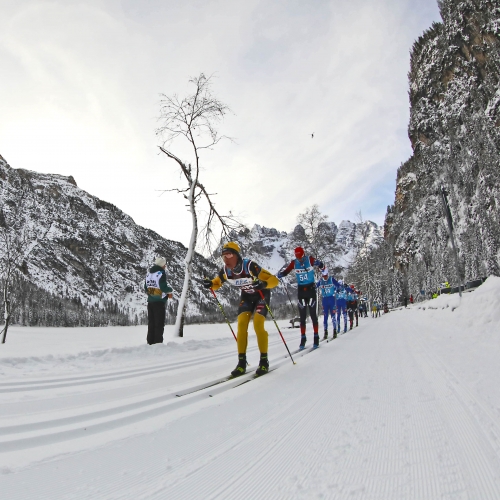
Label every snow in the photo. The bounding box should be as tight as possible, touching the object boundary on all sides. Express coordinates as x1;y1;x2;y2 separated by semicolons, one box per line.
1;278;500;498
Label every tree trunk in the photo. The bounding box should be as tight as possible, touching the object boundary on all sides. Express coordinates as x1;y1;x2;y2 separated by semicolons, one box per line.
174;179;198;337
1;278;11;344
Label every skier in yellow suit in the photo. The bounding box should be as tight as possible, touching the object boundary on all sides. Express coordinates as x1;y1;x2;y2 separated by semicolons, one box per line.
203;242;279;377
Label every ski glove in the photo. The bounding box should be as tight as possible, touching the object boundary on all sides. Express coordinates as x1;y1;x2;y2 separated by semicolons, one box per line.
250;280;267;292
203;278;213;289
277;271;284;279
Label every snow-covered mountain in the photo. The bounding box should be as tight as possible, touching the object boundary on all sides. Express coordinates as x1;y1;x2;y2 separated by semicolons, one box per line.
229;220;383;275
0;155;232;326
384;0;500;290
0;153;382;326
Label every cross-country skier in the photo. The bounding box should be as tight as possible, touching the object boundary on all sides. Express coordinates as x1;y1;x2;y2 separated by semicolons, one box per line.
347;284;359;330
335;281;349;334
316;268;339;340
203;242;278;378
277;247;324;349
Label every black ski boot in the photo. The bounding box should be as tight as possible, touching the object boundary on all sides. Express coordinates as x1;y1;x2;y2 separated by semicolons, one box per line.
231;354;247;378
333;330;337;339
323;329;328;340
255;353;269;376
313;334;320;349
299;335;307;350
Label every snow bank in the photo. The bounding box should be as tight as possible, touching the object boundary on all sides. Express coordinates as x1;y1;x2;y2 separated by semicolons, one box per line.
417;276;500;329
0;324;236;376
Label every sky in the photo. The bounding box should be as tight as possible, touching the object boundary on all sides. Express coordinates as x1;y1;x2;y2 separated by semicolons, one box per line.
0;0;442;248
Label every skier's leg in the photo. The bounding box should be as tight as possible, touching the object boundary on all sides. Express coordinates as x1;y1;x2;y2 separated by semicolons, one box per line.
252;310;269;354
298;298;307;347
331;307;337;338
231;301;252;377
348;308;353;330
253;312;269;375
343;306;348;332
236;311;251;354
322;298;329;337
308;297;319;346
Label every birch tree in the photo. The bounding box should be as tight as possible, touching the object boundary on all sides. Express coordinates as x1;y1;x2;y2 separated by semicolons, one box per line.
156;73;242;337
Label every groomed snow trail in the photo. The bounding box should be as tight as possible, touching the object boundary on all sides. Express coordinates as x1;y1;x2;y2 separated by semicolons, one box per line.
2;300;500;499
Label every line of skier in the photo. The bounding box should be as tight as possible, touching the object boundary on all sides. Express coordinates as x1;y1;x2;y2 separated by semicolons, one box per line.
145;242;363;379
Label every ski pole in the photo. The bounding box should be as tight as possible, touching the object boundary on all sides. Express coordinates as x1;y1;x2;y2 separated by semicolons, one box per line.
208;286;249;366
257;290;296;365
208;287;237;342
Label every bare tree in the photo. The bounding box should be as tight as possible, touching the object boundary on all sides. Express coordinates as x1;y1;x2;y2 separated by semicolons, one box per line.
291;204;339;269
346;211;385;307
156;73;243;337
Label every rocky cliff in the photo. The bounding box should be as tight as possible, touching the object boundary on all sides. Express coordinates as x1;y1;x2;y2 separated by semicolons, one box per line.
385;0;500;292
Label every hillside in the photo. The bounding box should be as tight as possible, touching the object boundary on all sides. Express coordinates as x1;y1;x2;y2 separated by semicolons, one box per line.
384;0;500;292
0;155;228;326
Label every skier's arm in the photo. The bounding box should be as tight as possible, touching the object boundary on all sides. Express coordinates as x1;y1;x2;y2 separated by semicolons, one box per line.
330;277;341;287
310;257;324;269
204;269;227;291
250;262;279;289
277;261;294;278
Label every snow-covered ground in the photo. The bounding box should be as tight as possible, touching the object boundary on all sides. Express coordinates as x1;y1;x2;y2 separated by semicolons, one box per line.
2;278;500;499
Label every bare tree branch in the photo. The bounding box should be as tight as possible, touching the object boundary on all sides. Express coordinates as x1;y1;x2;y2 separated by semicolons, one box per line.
156;73;243;336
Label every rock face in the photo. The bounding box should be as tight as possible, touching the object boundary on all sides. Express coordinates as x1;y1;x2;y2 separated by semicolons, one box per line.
385;0;500;291
0;157;226;326
230;221;383;275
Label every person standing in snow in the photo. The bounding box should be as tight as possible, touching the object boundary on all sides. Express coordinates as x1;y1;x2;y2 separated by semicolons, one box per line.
404;296;408;308
203;242;278;377
144;256;173;345
316;268;339;340
410;294;414;305
277;247;324;349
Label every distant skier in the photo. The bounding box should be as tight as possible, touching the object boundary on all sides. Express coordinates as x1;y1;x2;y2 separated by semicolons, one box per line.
335;282;349;333
144;256;173;345
410;294;414;305
316;268;339;340
404;296;408;308
277;247;324;349
203;242;278;377
346;285;359;329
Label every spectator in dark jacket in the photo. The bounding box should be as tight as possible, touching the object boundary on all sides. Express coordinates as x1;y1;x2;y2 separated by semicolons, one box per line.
144;256;173;344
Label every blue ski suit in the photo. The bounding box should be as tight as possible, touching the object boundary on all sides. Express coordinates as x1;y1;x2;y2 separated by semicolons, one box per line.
278;256;324;340
317;277;338;332
335;286;349;333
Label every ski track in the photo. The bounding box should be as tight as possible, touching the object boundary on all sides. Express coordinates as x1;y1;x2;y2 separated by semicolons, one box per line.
3;310;500;499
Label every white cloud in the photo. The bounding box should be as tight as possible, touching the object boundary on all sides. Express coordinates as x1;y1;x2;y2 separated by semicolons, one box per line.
0;0;441;246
